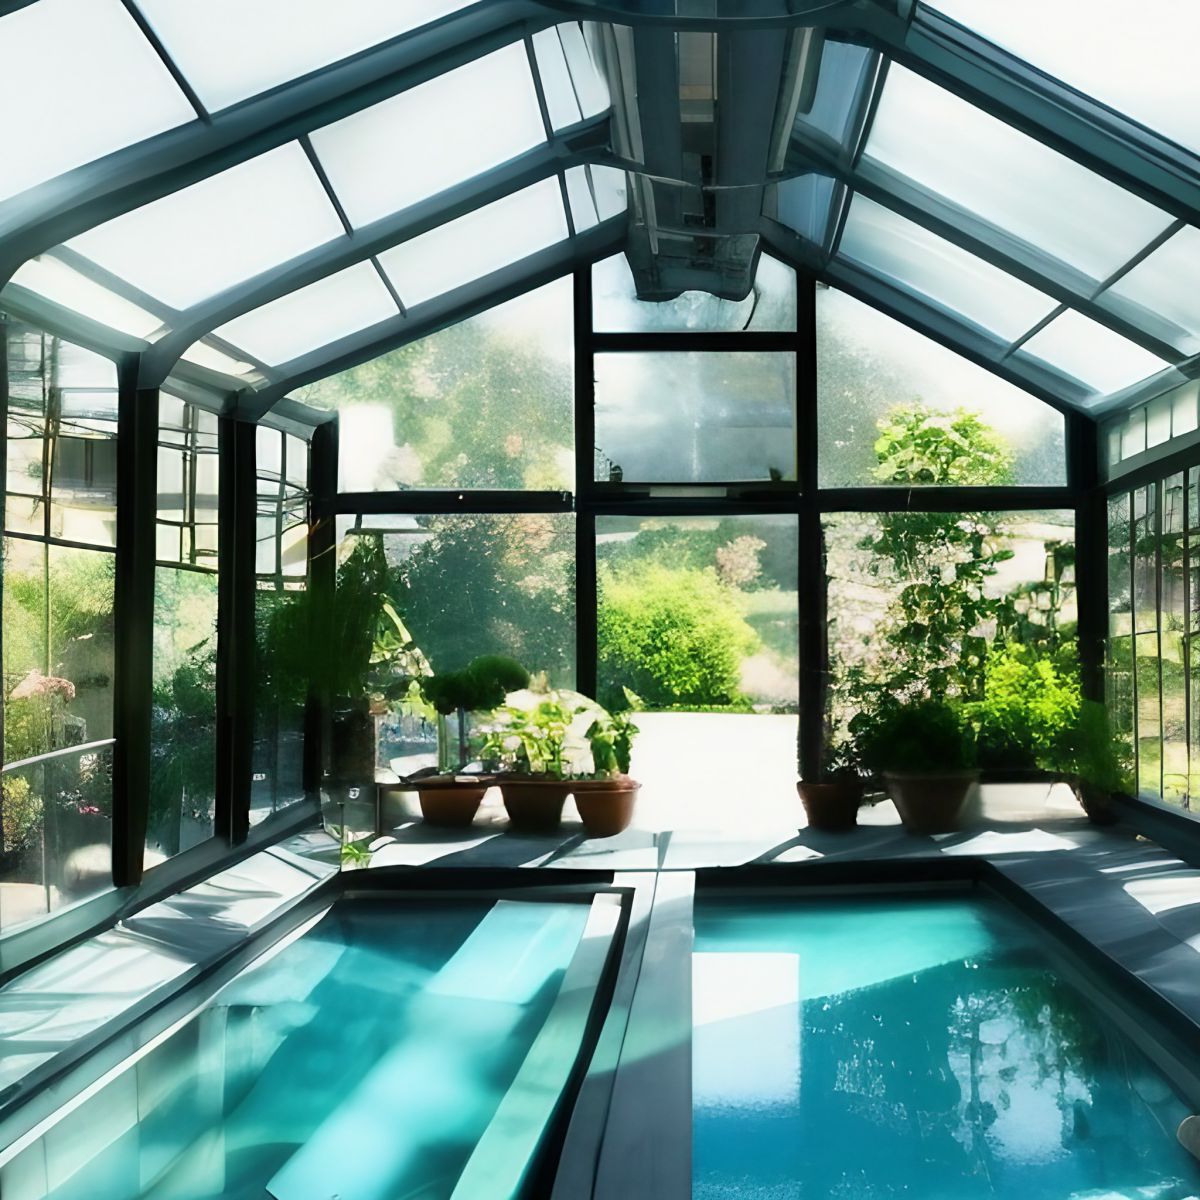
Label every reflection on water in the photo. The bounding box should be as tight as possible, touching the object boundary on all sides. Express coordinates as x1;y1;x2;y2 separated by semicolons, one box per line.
693;895;1200;1200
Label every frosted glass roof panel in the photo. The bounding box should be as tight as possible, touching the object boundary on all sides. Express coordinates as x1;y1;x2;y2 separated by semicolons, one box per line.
0;0;195;202
309;44;545;229
377;178;568;308
534;28;583;130
929;1;1200;154
132;0;471;113
181;341;256;376
794;40;873;149
863;64;1174;281
558;23;609;119
565;166;599;232
837;194;1057;341
775;174;838;245
66;144;345;310
211;262;398;365
1017;310;1171;395
8;256;163;340
1100;226;1200;353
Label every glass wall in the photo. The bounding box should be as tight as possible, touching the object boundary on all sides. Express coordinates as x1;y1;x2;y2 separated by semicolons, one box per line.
2;322;117;928
252;426;311;826
148;398;219;864
817;287;1067;488
1108;468;1200;809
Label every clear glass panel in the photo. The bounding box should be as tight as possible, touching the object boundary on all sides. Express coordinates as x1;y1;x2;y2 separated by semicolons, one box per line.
827;508;1076;728
594;352;796;483
793;40;874;149
298;278;572;490
149;567;218;863
376;178;568;308
817;288;1066;486
930;0;1200;155
310;44;545;229
0;0;193;202
1106;493;1134;763
837;194;1057;341
133;0;472;112
1016;310;1170;396
8;256;164;341
593;252;796;332
1100;226;1200;354
773;174;838;245
596;514;799;711
862;64;1174;282
211;262;398;367
341;514;575;683
67;144;344;309
1162;473;1188;802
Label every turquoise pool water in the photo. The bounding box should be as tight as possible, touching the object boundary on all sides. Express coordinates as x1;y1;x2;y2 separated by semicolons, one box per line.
693;893;1200;1200
9;896;589;1200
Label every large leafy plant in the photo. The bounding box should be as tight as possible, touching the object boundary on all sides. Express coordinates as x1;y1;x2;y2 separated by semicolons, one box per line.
850;695;977;775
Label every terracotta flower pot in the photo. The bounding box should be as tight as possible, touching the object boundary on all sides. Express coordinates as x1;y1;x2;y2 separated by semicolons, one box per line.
796;779;863;832
883;770;978;834
500;779;571;832
571;777;640;838
416;778;488;828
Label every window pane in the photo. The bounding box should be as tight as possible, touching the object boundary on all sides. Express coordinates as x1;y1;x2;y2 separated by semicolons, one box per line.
930;0;1200;155
310;44;545;229
1106;493;1134;766
8;256;164;341
564;165;627;232
817;287;1066;486
597;513;798;713
837;194;1057;341
211;262;398;367
67;144;344;309
863;64;1173;282
594;352;796;483
592;253;796;332
341;513;575;686
1016;310;1170;396
793;40;874;150
133;0;472;112
826;509;1076;730
149;567;218;864
773;174;839;246
1100;226;1200;355
299;278;572;490
376;178;569;308
0;0;193;201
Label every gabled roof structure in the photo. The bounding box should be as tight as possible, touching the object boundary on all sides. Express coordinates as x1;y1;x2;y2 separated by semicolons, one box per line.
1;0;1197;429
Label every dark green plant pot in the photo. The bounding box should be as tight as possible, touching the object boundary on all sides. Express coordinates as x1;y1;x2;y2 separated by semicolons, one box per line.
884;770;978;835
500;779;570;832
797;780;863;831
1075;781;1120;826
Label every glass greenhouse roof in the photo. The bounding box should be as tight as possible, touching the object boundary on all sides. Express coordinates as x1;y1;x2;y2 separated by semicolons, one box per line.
0;1;1196;421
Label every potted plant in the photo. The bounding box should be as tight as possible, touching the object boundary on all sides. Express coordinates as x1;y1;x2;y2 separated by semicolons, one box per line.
797;740;863;832
480;687;642;834
413;655;529;827
851;695;978;834
1049;699;1130;826
571;704;641;838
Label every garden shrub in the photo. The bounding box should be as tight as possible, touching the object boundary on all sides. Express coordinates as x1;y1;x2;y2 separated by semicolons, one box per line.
597;563;759;710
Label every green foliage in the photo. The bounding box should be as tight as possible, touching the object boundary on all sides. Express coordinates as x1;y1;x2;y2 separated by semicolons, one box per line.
850;695;977;775
1;775;42;858
390;514;574;682
1048;700;1133;794
421;655;530;715
969;643;1082;770
596;563;759;711
479;687;640;780
872;407;1013;487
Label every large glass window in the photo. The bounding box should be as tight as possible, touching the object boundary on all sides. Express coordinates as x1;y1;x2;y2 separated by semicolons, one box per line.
252;428;311;826
594;352;796;484
149;400;219;864
817;287;1066;487
1109;469;1200;810
2;324;117;929
298;278;573;491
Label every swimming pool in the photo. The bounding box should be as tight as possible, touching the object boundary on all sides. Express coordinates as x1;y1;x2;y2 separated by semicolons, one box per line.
693;891;1200;1200
0;892;615;1200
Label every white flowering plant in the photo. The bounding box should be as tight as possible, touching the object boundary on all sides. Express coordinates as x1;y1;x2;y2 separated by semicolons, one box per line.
478;686;638;780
